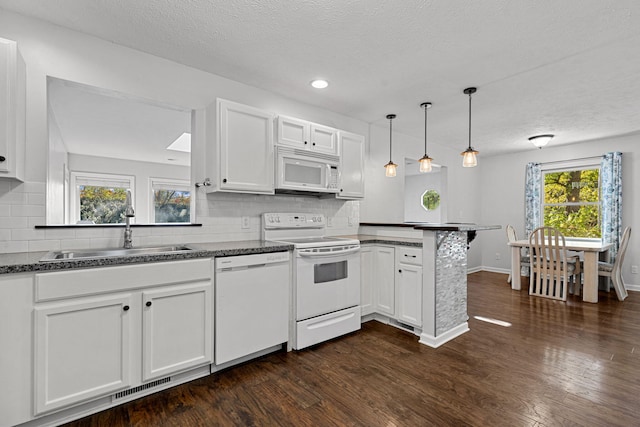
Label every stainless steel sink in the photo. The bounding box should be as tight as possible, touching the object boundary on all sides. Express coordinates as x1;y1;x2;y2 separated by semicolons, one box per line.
40;245;195;262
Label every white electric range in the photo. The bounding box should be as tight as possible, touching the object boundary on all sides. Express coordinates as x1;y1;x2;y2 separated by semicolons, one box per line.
262;213;361;350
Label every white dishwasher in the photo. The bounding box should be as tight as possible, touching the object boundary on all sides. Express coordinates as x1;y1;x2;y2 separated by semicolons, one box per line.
215;251;290;365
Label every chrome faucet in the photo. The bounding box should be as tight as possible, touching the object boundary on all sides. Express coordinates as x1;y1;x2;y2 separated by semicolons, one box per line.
124;189;135;249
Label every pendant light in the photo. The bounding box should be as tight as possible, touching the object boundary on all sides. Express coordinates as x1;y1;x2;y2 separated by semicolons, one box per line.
419;102;433;173
384;114;398;177
461;87;478;168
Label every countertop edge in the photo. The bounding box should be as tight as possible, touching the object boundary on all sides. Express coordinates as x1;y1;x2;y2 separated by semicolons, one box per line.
0;242;294;275
360;223;502;231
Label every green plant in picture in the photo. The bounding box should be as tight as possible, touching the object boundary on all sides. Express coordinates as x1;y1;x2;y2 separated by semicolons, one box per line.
422;189;440;211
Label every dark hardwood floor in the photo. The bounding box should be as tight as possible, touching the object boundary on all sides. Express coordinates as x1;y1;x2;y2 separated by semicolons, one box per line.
63;272;640;426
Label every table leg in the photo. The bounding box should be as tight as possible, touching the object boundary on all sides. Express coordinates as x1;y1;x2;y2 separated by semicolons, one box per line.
583;251;598;303
511;246;521;291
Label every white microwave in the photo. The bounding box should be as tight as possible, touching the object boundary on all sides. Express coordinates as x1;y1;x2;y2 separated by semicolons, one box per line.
275;146;339;194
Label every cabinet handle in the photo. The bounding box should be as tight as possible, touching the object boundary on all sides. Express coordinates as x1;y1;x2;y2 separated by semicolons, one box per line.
404;254;417;258
398;269;402;273
312;142;316;146
304;141;308;145
0;156;5;162
123;305;130;311
222;178;227;183
146;301;152;307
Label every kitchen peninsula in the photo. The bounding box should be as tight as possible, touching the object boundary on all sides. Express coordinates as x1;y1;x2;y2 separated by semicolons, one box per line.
358;223;501;348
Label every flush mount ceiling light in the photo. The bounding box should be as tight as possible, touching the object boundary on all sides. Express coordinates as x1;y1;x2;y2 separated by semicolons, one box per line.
529;134;554;149
384;114;398;177
310;79;329;89
461;87;479;168
419;102;433;173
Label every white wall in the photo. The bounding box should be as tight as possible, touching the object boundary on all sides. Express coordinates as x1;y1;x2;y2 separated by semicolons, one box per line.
404;167;446;223
0;10;367;253
478;134;640;289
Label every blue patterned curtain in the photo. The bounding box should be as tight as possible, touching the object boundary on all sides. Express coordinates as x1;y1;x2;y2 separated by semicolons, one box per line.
524;162;542;237
601;152;623;258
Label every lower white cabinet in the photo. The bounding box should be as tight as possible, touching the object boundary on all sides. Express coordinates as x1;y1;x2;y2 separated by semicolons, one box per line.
142;282;212;382
395;263;423;328
33;259;213;415
34;293;134;414
361;245;423;328
360;246;374;315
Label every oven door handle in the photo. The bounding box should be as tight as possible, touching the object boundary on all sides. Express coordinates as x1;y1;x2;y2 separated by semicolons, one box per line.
297;246;360;257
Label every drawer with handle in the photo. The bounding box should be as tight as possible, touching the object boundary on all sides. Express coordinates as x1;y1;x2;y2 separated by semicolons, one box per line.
397;247;422;265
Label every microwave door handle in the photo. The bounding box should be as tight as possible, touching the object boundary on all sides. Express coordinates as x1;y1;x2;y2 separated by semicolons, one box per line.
326;164;331;189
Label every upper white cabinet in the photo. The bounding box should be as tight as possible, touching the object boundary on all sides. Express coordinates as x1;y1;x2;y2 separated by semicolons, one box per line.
0;38;26;181
337;131;365;199
205;99;275;194
277;115;338;155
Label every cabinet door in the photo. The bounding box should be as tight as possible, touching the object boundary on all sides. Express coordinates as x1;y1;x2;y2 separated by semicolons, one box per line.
0;38;25;180
360;246;374;316
218;99;274;194
34;294;133;414
310;123;338;155
337;131;365;199
142;281;212;382
374;246;396;316
396;264;423;327
277;115;309;149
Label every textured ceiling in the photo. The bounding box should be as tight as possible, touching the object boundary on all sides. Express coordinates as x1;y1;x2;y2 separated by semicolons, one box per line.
2;0;640;156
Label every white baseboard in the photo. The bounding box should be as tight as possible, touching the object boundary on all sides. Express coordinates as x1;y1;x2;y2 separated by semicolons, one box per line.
419;322;469;348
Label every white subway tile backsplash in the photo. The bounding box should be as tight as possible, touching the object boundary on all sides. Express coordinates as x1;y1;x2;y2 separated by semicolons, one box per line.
28;240;61;252
0;181;360;254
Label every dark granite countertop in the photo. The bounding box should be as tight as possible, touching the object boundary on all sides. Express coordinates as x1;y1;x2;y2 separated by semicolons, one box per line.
338;234;423;247
360;222;501;232
0;240;293;275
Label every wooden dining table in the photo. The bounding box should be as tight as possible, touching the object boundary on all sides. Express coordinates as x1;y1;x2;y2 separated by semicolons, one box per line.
508;239;613;303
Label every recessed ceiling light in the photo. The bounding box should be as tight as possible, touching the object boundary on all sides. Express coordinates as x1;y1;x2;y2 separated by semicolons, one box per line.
310;79;329;89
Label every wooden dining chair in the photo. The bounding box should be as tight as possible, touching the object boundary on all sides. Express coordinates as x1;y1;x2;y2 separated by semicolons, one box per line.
528;226;580;301
506;224;530;284
598;226;631;301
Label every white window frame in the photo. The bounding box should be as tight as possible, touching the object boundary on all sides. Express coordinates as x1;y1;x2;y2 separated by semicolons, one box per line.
70;171;135;225
540;159;601;241
149;178;192;223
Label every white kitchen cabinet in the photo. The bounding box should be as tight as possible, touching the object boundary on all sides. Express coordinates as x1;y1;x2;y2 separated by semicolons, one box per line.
337;131;365;199
206;98;275;194
33;259;213;415
142;282;212;382
34;293;134;415
277;115;338;155
395;247;423;328
0;273;35;427
0;38;26;181
360;246;374;316
373;245;396;316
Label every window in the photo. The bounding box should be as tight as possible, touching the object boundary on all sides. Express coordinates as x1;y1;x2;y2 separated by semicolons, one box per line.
150;179;191;223
70;172;135;224
542;167;600;239
421;189;441;211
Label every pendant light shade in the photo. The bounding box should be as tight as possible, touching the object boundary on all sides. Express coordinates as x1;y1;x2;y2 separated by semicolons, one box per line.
461;87;478;168
384;114;398;177
419;102;433;173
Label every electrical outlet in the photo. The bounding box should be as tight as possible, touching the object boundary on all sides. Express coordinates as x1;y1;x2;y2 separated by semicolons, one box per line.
632;265;639;274
241;216;250;229
348;216;354;226
327;217;333;227
495;252;501;261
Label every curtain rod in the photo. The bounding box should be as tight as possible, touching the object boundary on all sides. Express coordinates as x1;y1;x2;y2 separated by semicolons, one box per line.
533;155;603;167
